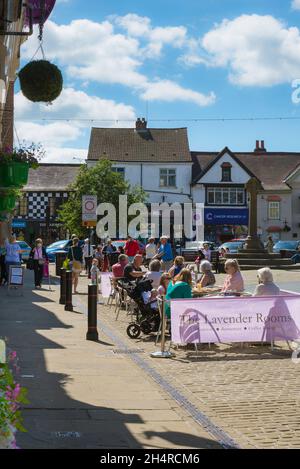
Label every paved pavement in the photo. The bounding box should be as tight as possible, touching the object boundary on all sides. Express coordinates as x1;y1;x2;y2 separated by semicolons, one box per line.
1;266;300;449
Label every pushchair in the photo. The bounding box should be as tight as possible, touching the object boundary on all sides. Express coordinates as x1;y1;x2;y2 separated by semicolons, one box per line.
117;279;161;339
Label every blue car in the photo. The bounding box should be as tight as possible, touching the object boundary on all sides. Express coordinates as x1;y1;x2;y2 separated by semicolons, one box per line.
46;239;84;262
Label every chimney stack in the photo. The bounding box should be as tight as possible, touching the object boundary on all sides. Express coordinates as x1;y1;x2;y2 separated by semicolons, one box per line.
254;140;267;153
135;117;147;130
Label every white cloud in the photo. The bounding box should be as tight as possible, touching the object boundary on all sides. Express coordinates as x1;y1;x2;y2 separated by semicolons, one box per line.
198;14;300;87
41;147;87;164
15;87;136;160
141;80;216;106
21;17;214;106
292;0;300;10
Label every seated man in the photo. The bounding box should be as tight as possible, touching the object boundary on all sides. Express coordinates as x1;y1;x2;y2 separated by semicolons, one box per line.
112;254;128;280
123;254;145;283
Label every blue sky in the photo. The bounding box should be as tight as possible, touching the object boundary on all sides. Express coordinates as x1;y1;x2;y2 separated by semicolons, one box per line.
14;0;300;161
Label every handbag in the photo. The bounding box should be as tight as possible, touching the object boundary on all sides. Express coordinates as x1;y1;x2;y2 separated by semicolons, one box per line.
27;257;34;270
71;247;82;272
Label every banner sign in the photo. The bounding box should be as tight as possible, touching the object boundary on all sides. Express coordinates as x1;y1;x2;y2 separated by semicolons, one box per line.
26;0;56;25
171;296;300;344
12;220;27;229
100;272;112;298
204;208;248;226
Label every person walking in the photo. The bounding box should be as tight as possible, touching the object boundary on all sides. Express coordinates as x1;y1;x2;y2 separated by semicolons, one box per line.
0;243;7;286
266;236;274;254
145;238;157;266
5;235;21;281
29;238;48;289
82;238;93;275
124;236;140;263
67;237;83;294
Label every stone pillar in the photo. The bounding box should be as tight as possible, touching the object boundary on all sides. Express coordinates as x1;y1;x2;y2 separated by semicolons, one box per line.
244;178;264;251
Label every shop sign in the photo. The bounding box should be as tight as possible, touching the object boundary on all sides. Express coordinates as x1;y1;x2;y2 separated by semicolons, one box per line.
204;208;248;225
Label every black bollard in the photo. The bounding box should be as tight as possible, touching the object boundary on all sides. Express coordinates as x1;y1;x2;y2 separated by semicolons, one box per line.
86;284;99;341
59;268;66;305
64;270;73;312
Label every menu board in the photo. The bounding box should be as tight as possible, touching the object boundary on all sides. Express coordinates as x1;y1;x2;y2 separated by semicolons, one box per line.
9;266;24;286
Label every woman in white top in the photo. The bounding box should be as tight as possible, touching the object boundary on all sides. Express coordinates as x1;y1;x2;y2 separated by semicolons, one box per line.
201;243;211;262
145;238;157;264
144;259;162;289
5;235;21;279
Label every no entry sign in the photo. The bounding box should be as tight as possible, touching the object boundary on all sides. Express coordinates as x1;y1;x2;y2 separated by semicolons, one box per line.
82;195;97;225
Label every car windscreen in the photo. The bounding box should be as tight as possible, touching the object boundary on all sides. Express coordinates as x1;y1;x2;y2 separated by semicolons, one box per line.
274;241;298;249
47;241;68;250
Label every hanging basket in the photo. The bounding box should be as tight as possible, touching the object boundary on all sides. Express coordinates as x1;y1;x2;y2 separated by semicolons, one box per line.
0;195;16;212
18;60;63;103
0;162;29;188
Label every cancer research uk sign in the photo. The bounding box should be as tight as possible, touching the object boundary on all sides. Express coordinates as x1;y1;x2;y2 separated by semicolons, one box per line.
171;296;300;344
82;195;97;225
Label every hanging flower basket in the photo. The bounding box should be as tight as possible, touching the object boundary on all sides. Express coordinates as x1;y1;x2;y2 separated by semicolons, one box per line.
18;60;63;103
0;195;16;212
0;162;29;188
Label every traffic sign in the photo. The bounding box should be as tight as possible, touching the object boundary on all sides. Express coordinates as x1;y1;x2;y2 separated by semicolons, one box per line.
82;195;97;223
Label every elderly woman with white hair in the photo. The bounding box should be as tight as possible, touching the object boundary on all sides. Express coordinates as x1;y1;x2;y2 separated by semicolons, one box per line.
253;267;280;296
197;260;216;288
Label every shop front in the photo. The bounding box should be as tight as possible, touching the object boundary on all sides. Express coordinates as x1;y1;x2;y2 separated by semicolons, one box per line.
204;208;248;243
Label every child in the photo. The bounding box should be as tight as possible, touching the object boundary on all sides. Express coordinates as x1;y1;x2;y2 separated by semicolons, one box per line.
90;258;100;286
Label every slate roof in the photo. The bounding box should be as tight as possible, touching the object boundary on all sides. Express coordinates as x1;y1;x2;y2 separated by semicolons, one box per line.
87;127;192;163
192;151;300;191
24;164;81;192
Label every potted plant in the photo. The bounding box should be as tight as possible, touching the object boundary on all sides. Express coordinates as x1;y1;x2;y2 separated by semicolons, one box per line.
18;60;63;103
0;143;43;188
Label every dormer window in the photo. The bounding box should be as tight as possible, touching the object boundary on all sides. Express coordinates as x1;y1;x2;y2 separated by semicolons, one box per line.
221;162;232;182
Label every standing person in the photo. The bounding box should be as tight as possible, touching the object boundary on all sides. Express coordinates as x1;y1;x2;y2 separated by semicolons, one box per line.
266;236;274;254
93;245;104;270
145;238;157;266
29;238;48;289
5;235;21;281
201;243;212;261
90;258;100;286
153;236;174;272
0;243;7;286
124;236;140;263
102;239;117;271
82;238;92;275
67;237;83;294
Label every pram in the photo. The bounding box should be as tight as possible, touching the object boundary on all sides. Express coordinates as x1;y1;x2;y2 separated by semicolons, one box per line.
117;279;161;339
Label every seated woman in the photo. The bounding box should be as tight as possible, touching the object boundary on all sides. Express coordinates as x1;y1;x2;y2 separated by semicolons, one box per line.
157;273;171;296
144;259;162;289
221;259;244;294
165;268;192;319
253;267;280;296
168;256;185;278
197;260;216;288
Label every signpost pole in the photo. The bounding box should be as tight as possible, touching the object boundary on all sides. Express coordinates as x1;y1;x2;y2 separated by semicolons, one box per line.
150;296;174;359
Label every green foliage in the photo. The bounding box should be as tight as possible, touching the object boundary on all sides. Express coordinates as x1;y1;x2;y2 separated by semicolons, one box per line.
0;143;44;169
18;60;63;103
58;160;147;237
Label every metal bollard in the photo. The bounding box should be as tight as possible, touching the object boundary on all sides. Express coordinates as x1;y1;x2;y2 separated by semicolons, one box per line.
86;284;99;341
59;268;66;305
64;270;73;312
151;296;174;358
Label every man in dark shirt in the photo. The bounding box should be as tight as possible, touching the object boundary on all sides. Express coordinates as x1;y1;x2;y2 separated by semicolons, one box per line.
123;254;145;282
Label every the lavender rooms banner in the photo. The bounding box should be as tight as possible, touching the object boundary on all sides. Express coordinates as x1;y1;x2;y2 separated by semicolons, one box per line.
171;296;300;344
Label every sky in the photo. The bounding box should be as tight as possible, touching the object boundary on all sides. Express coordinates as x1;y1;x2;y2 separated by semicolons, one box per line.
14;0;300;162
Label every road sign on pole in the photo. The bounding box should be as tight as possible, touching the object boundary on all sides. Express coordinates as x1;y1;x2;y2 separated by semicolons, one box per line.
82;195;97;226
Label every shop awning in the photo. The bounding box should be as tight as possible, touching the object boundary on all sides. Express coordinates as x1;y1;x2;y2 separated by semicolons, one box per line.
266;226;282;233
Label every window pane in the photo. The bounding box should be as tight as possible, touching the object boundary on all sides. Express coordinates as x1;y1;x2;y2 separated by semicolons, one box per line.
230;189;236;204
207;190;214;204
215;190;222;204
222;189;229;204
168;175;176;187
222;168;231;182
237;190;244;205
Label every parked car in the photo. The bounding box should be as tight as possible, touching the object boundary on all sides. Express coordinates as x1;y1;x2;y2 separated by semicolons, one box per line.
17;241;31;262
273;240;300;257
181;241;216;262
218;240;246;254
46;239;84;262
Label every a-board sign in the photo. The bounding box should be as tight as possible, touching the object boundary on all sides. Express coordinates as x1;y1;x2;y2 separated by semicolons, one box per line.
9;266;24;286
